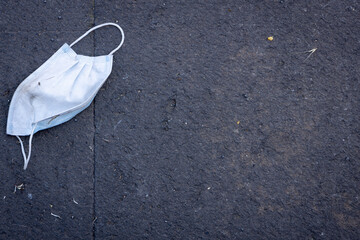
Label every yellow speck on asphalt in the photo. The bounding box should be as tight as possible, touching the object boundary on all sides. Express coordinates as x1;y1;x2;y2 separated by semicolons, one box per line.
237;121;240;125
267;36;274;41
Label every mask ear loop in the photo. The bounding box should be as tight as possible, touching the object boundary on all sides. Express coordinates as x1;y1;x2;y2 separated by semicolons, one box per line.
70;22;125;55
16;123;37;170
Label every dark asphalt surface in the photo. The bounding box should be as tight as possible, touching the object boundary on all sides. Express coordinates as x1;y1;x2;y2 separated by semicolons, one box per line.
1;1;359;239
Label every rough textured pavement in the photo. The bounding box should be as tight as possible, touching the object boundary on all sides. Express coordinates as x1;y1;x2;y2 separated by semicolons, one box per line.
1;1;359;239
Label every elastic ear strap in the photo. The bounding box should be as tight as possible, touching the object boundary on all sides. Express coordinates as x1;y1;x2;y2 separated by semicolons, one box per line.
70;22;125;55
16;122;37;170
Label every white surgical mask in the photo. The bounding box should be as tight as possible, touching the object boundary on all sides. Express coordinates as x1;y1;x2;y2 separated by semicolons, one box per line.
7;22;125;170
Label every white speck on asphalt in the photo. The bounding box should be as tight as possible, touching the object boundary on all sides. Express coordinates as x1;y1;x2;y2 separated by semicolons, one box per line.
51;213;61;219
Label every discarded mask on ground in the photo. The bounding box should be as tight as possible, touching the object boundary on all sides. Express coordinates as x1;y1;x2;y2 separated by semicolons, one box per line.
7;23;125;170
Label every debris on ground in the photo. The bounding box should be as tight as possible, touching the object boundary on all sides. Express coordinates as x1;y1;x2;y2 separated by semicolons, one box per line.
13;184;24;193
304;48;317;61
51;213;61;219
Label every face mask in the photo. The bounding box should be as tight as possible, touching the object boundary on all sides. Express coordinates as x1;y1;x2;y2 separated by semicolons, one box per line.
7;22;125;170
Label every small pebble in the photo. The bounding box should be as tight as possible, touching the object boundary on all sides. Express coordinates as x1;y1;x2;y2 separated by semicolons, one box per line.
27;193;33;200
